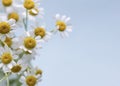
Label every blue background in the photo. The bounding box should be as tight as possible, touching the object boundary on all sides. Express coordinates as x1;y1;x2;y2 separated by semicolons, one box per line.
32;0;120;86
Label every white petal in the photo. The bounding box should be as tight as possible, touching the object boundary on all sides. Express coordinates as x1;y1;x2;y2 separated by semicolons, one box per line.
24;72;28;76
64;31;69;37
26;31;30;36
6;7;14;14
65;17;71;23
55;14;60;20
46;32;52;36
13;55;19;59
4;45;10;52
7;31;15;38
17;59;23;64
36;74;40;78
0;63;3;68
0;35;6;41
7;63;13;69
11;61;16;65
7;19;16;26
29;30;35;37
66;27;72;32
37;39;44;43
20;76;25;83
35;36;41;40
61;15;67;21
60;32;65;38
3;66;10;72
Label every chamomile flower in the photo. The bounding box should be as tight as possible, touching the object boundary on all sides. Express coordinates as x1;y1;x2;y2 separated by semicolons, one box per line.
5;5;25;28
29;25;52;43
0;45;17;73
23;0;44;22
0;18;16;41
4;37;23;58
33;67;42;76
54;14;72;38
0;0;22;13
3;35;19;48
19;32;42;53
20;70;41;86
23;0;40;10
10;59;27;74
28;7;44;22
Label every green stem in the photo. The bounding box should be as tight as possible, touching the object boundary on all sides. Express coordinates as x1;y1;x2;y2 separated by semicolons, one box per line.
5;73;9;86
0;75;6;83
25;9;28;31
23;9;28;31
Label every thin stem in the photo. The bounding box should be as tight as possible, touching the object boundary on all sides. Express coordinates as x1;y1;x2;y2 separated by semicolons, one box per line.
25;9;28;31
0;75;6;83
50;29;57;34
23;9;28;31
5;73;9;86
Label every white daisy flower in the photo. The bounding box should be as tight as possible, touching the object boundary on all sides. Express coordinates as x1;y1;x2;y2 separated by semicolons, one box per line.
54;14;72;38
3;36;19;48
23;0;41;10
29;25;52;43
0;0;22;13
0;45;17;73
5;5;25;28
3;37;24;59
20;70;41;86
33;67;43;76
19;31;42;54
10;59;27;74
22;0;44;22
0;18;16;41
29;7;44;19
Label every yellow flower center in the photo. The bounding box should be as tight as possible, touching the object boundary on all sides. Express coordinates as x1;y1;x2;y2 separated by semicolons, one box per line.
1;53;12;64
29;8;39;16
24;37;36;49
2;0;12;7
11;65;22;73
0;22;11;34
34;27;46;38
24;0;35;10
8;12;19;22
56;21;66;31
36;69;42;75
26;75;37;86
4;37;12;47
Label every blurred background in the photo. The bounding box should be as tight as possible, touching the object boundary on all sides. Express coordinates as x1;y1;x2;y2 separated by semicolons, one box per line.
32;0;120;86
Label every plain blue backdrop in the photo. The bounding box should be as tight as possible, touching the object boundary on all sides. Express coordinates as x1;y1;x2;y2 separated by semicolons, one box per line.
32;0;120;86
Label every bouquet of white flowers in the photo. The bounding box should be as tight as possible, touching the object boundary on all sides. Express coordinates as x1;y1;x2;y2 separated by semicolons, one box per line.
0;0;72;86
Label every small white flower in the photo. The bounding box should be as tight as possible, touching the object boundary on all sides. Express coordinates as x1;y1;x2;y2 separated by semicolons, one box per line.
19;31;42;54
54;14;72;38
5;5;25;28
0;0;22;13
10;59;27;74
28;7;44;21
23;0;44;22
23;0;41;10
32;67;43;76
29;24;52;43
0;18;16;41
20;70;41;86
0;45;17;73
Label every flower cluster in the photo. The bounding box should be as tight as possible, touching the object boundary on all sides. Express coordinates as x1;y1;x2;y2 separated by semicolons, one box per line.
0;0;72;86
